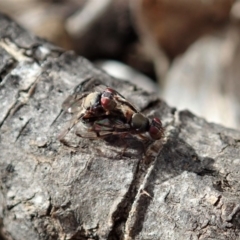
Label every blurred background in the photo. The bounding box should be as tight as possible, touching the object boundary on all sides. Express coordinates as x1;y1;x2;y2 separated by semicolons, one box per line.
1;0;240;129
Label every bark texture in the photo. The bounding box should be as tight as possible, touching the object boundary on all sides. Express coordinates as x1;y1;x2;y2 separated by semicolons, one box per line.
0;13;240;240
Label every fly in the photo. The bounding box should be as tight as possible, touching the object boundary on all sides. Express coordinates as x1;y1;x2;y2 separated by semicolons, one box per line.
58;80;164;143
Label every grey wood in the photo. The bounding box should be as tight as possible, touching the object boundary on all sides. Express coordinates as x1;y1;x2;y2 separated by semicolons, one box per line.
0;13;240;240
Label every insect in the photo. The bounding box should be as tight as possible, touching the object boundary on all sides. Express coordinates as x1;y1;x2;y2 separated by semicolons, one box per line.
75;115;163;141
62;86;135;120
58;80;164;143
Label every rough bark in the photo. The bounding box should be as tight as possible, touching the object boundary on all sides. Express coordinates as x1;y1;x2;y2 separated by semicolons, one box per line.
0;13;240;240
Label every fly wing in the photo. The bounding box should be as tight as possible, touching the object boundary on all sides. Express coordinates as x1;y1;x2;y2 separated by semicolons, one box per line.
75;117;132;139
93;84;107;93
109;88;140;113
74;78;106;93
75;119;114;139
95;118;130;131
58;111;85;141
62;92;90;113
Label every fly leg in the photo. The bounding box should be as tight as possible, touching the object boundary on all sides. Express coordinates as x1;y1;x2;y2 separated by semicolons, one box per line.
58;112;84;146
116;132;129;158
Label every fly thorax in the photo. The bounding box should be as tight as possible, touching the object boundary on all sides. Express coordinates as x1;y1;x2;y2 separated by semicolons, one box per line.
131;113;150;131
83;92;101;110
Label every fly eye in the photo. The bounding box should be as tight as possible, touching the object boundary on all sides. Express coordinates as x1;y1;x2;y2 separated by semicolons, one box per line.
131;113;149;130
149;118;163;140
101;97;116;110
